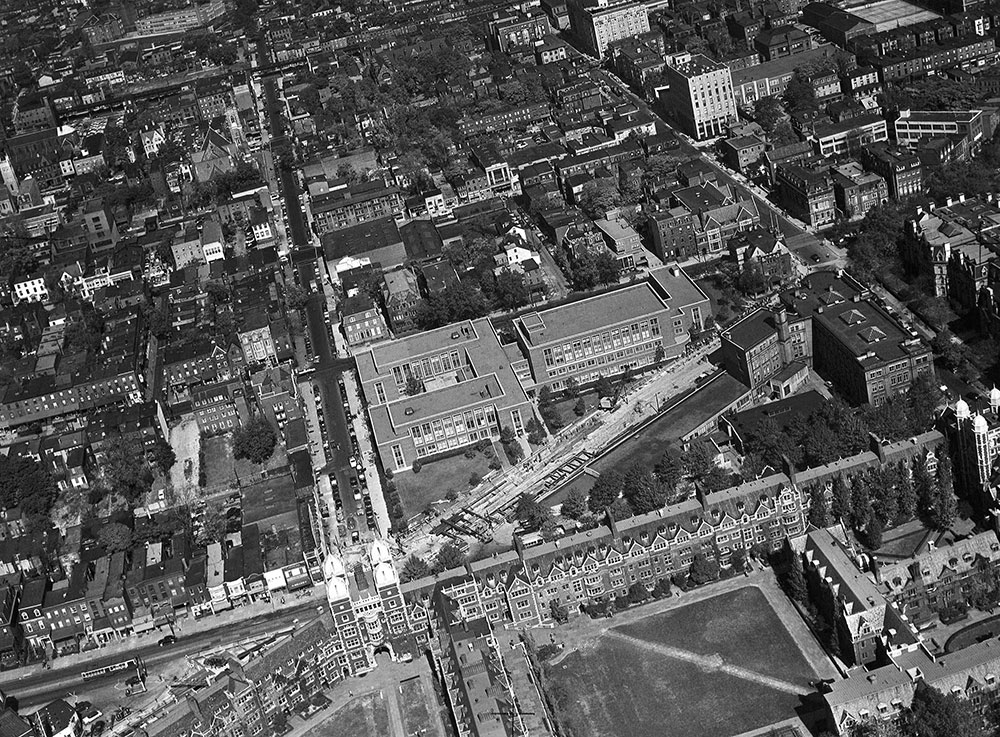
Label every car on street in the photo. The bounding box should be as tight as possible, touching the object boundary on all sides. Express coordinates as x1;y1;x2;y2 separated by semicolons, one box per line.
158;635;177;646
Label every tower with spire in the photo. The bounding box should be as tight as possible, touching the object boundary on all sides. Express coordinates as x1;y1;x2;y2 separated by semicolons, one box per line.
949;389;1000;524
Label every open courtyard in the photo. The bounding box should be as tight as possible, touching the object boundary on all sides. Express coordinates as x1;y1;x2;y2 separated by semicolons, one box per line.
542;578;835;737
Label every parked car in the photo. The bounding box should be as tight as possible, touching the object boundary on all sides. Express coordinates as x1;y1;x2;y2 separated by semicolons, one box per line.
158;635;177;647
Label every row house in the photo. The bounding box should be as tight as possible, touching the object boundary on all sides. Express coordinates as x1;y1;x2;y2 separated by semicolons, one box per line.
311;181;404;233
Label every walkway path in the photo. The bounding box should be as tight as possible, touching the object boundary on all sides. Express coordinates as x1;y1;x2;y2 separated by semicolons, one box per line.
604;630;806;695
384;686;406;737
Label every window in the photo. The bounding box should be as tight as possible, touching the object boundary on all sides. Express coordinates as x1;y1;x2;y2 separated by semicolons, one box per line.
391;445;405;470
374;382;386;404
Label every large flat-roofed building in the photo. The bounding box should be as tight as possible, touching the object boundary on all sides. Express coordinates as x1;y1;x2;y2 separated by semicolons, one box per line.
311;181;404;234
513;265;710;392
779;271;933;405
894;109;985;151
657;53;738;140
568;0;650;60
860;142;923;200
356;318;533;472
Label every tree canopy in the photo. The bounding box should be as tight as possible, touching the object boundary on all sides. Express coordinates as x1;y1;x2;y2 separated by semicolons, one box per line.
233;417;278;465
0;455;58;523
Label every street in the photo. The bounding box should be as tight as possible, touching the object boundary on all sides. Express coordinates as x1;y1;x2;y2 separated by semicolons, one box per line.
5;599;324;709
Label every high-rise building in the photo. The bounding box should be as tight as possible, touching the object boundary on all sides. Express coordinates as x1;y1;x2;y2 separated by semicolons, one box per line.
656;53;738;140
567;0;649;60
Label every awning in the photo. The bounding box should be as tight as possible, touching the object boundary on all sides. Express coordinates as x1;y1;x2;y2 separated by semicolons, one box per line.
133;620;156;634
50;625;81;643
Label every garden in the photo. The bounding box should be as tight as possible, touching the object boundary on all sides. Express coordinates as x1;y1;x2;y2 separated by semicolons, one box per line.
394;441;500;519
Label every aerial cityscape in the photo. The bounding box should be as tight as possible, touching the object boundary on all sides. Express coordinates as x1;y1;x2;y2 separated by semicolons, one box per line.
5;0;1000;736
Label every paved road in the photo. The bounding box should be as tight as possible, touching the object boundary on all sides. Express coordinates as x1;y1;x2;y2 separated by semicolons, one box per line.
6;600;324;709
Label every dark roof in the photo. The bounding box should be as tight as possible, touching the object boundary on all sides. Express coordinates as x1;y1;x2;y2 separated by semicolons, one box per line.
320;217;402;260
399;220;444;261
725;389;827;441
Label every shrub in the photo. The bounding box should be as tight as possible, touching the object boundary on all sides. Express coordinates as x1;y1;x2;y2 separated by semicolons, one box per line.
488;457;502;471
412;459;423;473
469;472;482;487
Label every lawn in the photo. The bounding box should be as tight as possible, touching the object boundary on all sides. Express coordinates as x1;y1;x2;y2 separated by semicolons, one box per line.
395;450;495;518
546;639;800;737
619;587;817;686
398;677;440;737
203;433;290;489
303;692;388;737
542;587;820;737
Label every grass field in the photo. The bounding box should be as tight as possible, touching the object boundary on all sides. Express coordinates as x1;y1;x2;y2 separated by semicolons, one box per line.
544;587;818;737
618;587;816;686
399;677;440;737
304;692;389;737
395;451;493;517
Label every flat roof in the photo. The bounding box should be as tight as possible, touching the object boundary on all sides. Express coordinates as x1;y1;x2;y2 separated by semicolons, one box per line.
733;44;840;87
386;373;506;426
516;282;667;347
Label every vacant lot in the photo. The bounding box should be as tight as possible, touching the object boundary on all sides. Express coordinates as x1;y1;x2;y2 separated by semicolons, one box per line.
544;586;819;737
303;692;388;737
395;451;494;518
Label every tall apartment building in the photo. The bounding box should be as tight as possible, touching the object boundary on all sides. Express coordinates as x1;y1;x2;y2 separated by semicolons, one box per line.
355;318;533;472
567;0;650;60
657;53;738;140
513;265;710;393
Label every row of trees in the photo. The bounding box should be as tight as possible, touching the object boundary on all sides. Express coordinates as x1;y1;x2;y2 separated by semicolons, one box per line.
805;447;955;552
742;375;940;475
400;541;467;582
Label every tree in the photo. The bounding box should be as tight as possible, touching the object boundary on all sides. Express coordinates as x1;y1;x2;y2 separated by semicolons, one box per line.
808;484;830;528
103;437;153;505
595;375;614;398
150;439;176;474
285;283;310;310
491;269;530;311
0;455;57;523
627;582;649;605
932;329;963;371
654;447;684;491
730;548;747;574
405;375;424;396
608;497;634;521
196;503;228;546
783;70;816;113
896;462;917;523
573;397;586;417
434;542;466;573
232;417;278;465
736;262;767;295
688;553;721;585
515;493;552;532
930;450;957;531
831;475;851;521
563;377;580;399
576;180;620;219
549;600;569;623
623;466;666;514
683;443;716;480
98;522;133;554
561;488;587;519
571;248;620;290
783;548;808;603
588;470;623;513
861;515;883;550
753;95;785;133
401;556;431;582
500;426;516;445
906;680;984;737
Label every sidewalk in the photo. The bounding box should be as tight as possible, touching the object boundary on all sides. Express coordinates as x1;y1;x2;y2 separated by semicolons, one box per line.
341;369;391;537
24;586;326;676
